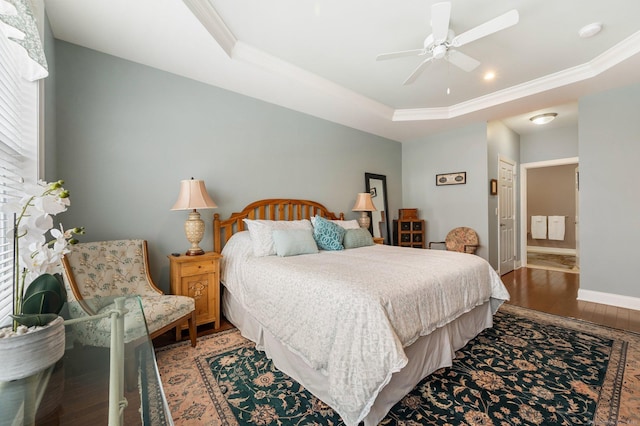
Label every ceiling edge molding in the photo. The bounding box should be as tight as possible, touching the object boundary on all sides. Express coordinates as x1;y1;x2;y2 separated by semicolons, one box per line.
233;42;395;119
393;30;640;122
182;0;237;57
186;2;640;125
590;30;640;71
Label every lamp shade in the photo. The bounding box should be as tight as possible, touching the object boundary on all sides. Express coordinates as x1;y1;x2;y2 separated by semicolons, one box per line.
171;179;217;211
352;192;377;212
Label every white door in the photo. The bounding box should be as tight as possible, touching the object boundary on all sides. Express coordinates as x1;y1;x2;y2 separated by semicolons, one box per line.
498;157;516;274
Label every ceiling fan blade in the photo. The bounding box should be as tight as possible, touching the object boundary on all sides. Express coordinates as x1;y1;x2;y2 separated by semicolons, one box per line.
403;57;433;85
446;49;480;72
376;49;426;61
451;9;519;47
431;2;451;43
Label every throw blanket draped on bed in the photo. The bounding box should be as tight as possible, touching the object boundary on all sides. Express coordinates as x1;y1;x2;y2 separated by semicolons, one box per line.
221;232;509;426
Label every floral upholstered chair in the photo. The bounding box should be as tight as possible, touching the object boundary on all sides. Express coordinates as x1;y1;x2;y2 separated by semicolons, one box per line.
428;227;479;254
61;239;197;348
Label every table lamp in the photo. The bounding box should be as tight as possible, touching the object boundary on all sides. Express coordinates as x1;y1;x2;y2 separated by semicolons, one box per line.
171;178;217;255
352;192;377;229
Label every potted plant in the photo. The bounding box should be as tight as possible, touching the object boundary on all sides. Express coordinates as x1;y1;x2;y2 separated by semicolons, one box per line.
0;180;84;382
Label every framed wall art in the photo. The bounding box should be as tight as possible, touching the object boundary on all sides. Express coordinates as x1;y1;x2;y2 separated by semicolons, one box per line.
436;172;466;186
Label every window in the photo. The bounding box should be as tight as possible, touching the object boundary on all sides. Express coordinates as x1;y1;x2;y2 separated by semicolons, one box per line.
0;2;43;323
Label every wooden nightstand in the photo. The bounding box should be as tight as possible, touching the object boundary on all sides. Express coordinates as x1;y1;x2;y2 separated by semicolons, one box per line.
373;237;384;244
168;252;222;340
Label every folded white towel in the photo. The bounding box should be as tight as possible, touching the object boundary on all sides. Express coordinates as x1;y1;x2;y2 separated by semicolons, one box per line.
531;216;547;239
548;216;565;241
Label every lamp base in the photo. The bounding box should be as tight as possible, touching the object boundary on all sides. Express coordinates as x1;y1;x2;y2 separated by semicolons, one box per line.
357;211;371;229
185;248;205;256
184;210;206;256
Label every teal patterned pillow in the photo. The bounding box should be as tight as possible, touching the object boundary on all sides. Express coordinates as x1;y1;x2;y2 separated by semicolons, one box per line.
313;215;345;251
343;228;374;249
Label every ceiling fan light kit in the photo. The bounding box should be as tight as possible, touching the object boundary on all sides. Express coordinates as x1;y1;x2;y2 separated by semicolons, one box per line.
376;2;519;85
529;113;558;125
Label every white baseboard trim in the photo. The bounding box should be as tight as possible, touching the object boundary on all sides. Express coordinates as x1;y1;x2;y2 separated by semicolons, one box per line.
578;289;640;311
527;246;577;255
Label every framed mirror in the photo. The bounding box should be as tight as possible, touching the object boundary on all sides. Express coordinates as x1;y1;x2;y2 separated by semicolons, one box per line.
365;172;390;244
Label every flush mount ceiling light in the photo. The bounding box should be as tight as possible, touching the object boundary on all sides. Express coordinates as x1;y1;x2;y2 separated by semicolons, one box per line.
529;112;558;125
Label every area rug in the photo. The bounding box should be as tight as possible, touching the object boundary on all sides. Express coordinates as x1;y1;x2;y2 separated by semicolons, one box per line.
155;304;640;425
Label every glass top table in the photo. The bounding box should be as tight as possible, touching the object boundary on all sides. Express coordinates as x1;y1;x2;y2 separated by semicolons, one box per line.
0;296;172;426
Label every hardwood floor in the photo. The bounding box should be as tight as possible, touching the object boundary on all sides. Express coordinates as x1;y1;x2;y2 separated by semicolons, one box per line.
501;267;640;333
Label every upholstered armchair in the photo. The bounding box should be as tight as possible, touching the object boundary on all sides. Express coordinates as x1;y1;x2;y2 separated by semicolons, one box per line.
428;227;479;254
61;239;197;348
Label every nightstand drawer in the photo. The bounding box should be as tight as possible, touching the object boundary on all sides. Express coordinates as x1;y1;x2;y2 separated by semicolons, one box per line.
181;259;215;276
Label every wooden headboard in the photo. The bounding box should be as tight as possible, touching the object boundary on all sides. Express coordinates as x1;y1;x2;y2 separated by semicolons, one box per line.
213;198;344;254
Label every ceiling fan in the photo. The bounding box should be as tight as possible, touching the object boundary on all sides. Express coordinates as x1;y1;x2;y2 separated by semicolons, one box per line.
376;2;519;85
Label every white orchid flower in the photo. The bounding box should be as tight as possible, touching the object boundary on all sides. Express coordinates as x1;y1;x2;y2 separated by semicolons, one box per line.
7;178;83;332
33;193;69;215
50;226;71;253
22;212;53;234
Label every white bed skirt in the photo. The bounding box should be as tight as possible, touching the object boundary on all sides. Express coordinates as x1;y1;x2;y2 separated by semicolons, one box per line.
222;287;494;426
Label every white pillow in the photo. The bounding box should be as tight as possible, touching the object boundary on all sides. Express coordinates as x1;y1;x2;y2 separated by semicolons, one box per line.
311;217;360;230
242;219;313;257
272;229;319;257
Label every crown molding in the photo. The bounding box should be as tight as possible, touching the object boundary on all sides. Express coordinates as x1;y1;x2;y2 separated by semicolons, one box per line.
182;0;236;57
185;2;640;125
393;30;640;121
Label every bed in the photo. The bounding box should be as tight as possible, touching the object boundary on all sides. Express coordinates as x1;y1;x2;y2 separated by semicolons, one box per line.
213;199;509;426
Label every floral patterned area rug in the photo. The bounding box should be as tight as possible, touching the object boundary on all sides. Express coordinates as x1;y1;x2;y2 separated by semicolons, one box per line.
155;304;640;425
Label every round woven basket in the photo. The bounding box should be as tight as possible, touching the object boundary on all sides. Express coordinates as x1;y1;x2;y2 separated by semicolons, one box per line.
0;316;65;382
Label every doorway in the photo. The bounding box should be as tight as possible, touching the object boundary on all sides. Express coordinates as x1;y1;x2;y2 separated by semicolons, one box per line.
520;157;579;273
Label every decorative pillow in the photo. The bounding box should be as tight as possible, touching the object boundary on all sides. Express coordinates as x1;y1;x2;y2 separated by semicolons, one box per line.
343;228;375;249
312;215;345;251
311;217;360;230
243;219;313;257
272;229;319;257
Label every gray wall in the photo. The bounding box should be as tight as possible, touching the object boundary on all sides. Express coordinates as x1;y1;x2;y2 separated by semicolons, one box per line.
520;125;578;164
402;123;490;259
53;41;402;292
579;83;640;298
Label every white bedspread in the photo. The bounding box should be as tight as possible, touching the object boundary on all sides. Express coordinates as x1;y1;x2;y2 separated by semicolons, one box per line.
221;232;509;426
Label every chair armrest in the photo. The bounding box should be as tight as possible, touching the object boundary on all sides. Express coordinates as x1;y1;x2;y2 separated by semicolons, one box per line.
463;244;479;254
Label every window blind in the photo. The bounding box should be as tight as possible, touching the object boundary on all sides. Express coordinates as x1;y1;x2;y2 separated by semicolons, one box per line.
0;27;38;324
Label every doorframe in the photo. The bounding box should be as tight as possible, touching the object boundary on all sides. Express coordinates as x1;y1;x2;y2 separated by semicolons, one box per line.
519;156;579;268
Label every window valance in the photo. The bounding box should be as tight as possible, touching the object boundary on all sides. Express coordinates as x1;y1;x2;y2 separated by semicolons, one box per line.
0;0;47;81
